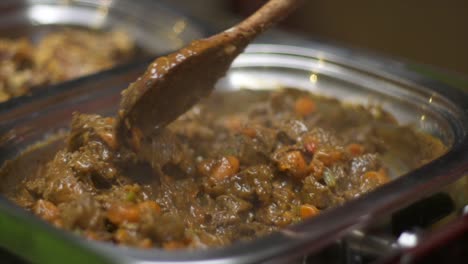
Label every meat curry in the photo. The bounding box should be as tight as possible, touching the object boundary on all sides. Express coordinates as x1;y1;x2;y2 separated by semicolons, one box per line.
0;88;446;250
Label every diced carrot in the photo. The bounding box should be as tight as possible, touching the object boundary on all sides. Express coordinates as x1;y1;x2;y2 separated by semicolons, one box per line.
138;201;161;215
33;199;60;222
241;127;257;138
300;204;320;219
363;170;389;184
107;203;140;224
315;150;343;166
278;151;309;179
294;97;316;117
211;156;240;180
346;143;364;156
363;171;379;179
227;156;240;170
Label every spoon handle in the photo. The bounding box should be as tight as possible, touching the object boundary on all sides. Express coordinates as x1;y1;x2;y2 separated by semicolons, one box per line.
230;0;303;41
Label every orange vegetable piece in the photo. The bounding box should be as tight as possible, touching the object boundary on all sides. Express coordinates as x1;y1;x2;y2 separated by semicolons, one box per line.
363;171;379;179
241;127;257;138
278;151;309;179
138;201;161;215
300;204;320;219
107;203;140;224
211;156;240;180
346;143;364;156
315;150;343;166
363;170;390;184
294;96;316;117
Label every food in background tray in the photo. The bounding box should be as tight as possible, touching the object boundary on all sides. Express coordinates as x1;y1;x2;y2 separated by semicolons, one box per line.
0;28;135;102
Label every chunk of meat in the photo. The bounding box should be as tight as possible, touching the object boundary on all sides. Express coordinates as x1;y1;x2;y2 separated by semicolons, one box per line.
59;195;104;230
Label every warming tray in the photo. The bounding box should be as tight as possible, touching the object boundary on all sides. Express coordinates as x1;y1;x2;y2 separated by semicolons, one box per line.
0;44;467;264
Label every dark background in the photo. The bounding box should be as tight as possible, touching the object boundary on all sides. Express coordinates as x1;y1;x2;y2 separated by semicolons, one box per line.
163;0;468;76
232;0;468;76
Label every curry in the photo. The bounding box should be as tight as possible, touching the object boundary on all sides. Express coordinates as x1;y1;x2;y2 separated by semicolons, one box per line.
0;88;446;249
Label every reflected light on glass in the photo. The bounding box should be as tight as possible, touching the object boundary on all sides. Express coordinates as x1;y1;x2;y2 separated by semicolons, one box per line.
172;20;187;35
318;58;325;67
309;73;318;83
28;6;63;24
397;232;419;248
93;0;112;28
420;114;426;121
227;73;281;90
28;4;110;27
167;20;187;48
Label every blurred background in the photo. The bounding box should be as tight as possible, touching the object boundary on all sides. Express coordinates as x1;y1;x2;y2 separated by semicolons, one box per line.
162;0;468;76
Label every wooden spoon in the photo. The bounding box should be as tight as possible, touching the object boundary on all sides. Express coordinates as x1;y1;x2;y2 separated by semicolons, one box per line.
117;0;302;148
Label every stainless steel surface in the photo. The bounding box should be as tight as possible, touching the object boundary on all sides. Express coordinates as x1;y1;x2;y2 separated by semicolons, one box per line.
0;0;204;54
343;230;398;263
0;44;467;264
